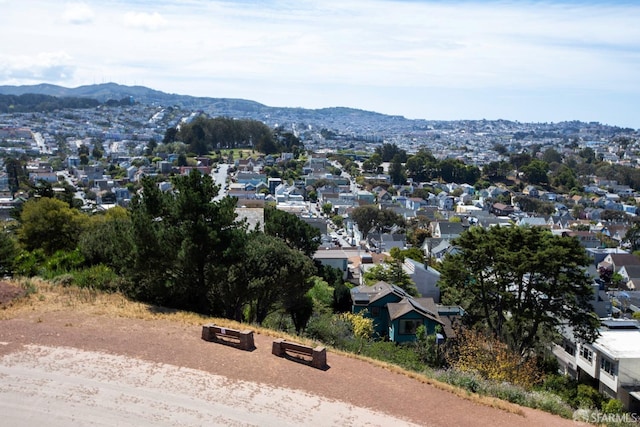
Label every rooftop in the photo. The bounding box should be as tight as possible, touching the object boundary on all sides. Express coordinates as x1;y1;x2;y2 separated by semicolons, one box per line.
593;329;640;360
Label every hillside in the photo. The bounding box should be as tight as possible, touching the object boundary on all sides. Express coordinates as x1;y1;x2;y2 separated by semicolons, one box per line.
0;280;582;426
0;82;395;121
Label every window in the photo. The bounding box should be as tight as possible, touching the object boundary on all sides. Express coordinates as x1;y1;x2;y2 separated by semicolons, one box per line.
580;346;593;363
601;358;617;376
399;319;422;335
370;306;380;317
563;341;576;356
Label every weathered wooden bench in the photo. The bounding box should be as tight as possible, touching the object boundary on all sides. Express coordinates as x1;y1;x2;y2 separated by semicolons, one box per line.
271;338;327;370
201;324;255;351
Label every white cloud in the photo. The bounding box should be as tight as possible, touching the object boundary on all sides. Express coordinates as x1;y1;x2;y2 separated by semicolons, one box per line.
123;11;167;31
62;2;95;25
0;52;75;83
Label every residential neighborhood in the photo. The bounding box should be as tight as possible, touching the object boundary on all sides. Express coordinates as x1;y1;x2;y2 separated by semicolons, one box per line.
2;88;640;416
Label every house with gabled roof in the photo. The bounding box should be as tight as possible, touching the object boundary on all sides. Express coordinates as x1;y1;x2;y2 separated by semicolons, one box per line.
350;281;447;342
387;297;444;343
367;232;406;254
562;230;602;249
572;194;587;206
407;197;427;211
480;185;511;199
422;238;452;263
605;224;630;244
459;183;475;195
597;253;640;274
351;281;409;337
356;190;375;204
490;202;515;216
523;185;539;197
437;193;455;211
430;221;465;239
376;188;392;203
517;216;549;228
236;172;267;187
618;265;640;290
397;186;413;197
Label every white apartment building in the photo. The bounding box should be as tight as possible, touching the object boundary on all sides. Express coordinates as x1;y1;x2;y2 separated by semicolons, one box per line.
554;319;640;411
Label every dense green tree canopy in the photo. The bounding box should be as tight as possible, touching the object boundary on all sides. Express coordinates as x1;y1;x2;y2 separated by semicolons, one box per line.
625;224;640;252
375;142;407;162
227;232;316;324
18;197;86;255
520;159;549;185
350;206;405;239
264;205;321;257
438;158;480;184
404;150;480;185
389;154;406;185
362;153;382;174
0;93;100;113
175;116;298;155
78;207;134;274
5;157;27;193
0;230;17;276
542;148;563;164
482;161;511;181
439;226;600;356
127;172;242;313
363;262;418;296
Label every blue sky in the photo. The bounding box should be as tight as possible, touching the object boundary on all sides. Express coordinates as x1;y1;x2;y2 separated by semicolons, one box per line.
1;0;639;128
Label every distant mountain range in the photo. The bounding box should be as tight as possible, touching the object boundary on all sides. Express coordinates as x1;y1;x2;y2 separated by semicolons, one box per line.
2;82;634;134
0;82;398;124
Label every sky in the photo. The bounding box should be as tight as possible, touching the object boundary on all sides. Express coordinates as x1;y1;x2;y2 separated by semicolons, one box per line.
1;0;639;129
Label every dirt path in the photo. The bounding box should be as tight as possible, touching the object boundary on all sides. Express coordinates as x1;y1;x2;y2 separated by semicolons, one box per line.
0;311;585;426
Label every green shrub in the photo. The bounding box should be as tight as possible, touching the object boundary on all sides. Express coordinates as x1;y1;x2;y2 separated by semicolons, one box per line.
432;369;574;418
305;312;353;349
484;381;527;405
577;383;605;409
357;341;424;372
52;274;75;287
306;278;334;313
602;398;624;414
262;310;295;334
41;249;85;278
13;249;45;277
540;374;579;407
72;264;121;292
524;390;574;418
435;369;485;394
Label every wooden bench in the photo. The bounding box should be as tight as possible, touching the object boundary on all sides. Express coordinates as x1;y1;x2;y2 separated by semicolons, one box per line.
271;338;327;370
201;324;255;351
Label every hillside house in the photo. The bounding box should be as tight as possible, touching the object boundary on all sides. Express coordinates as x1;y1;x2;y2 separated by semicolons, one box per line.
350;281;445;343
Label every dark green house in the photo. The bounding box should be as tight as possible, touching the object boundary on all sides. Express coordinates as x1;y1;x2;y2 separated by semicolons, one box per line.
351;281;447;343
387;298;443;343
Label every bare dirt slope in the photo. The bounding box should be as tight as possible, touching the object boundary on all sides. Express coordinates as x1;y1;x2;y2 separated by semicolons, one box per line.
0;283;584;426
